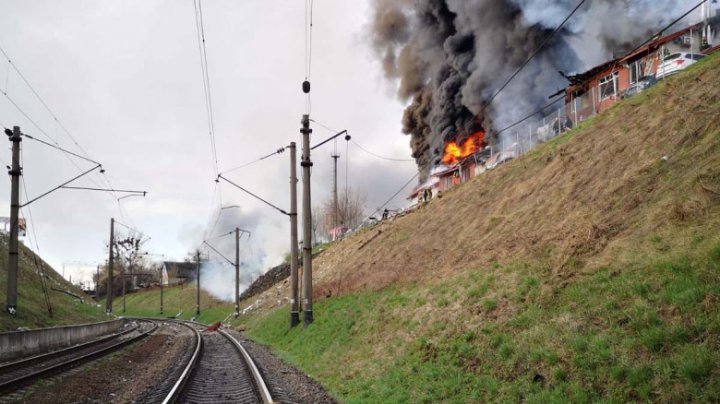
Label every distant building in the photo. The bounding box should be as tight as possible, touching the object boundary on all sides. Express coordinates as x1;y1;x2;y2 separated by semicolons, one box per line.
161;261;197;286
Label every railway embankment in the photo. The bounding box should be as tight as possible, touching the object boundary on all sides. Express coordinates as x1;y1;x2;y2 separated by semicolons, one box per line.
238;53;720;402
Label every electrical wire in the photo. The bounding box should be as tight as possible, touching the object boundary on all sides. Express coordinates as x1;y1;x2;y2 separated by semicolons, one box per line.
0;42;95;160
369;171;420;219
486;0;588;107
193;0;219;177
495;95;565;135
623;0;707;58
219;146;286;176
350;140;415;162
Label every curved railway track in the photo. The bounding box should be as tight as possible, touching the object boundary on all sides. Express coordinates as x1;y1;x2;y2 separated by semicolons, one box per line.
159;321;274;404
0;319;157;395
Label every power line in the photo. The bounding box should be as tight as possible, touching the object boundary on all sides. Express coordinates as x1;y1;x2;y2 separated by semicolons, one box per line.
496;95;565;135
351;140;414;162
0;42;95;160
219;146;286;176
193;0;219;177
369;171;419;219
624;0;707;58
0;45;139;222
486;0;588;107
23;134;101;165
217;174;289;216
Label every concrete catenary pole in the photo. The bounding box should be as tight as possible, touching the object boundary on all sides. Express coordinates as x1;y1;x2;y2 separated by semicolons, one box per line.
106;218;114;314
195;250;201;316
288;142;300;327
5;126;22;316
234;227;240;319
331;152;340;238
300;114;314;326
160;269;164;315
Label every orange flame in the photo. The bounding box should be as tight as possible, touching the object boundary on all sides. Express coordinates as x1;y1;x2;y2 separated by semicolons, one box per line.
441;131;485;165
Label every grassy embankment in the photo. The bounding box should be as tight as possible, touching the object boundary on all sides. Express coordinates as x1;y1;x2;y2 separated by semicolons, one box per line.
0;235;106;332
101;282;233;324
235;53;720;402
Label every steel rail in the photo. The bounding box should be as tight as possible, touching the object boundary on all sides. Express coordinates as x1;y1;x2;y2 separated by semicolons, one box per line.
0;320;158;393
219;328;274;404
161;321;203;404
167;320;274;403
0;322;139;372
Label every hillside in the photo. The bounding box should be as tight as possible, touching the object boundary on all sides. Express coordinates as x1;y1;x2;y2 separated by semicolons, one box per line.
103;282;233;324
0;234;106;331
237;53;720;402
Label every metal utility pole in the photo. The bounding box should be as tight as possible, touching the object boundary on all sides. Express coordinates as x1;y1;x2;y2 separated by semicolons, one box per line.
331;152;340;237
106;218;114;314
300;114;314;326
160;272;164;315
234;227;240;319
288;142;300;327
95;265;100;300
195;250;201;316
121;263;126;313
5;126;22;316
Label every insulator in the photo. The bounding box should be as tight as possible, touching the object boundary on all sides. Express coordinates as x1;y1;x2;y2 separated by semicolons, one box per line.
302;80;311;94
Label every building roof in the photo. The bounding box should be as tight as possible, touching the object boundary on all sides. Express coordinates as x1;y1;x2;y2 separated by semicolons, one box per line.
162;261;197;279
566;22;708;89
620;22;704;64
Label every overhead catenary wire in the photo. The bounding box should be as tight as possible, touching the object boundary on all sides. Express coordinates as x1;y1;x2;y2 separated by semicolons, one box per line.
219;147;286;176
0;60;129;217
193;0;219;177
217;174;289;216
0;42;95;160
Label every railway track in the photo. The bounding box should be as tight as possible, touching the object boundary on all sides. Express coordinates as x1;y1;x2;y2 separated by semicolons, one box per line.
0;319;157;396
158;321;274;404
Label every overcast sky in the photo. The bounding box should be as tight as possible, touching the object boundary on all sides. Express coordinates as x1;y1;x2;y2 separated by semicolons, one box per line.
0;1;417;285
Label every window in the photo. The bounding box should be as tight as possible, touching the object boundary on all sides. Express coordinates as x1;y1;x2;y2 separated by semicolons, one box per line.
630;60;646;85
598;72;618;99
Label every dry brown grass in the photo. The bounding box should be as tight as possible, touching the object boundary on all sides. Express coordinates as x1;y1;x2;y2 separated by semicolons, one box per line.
314;56;719;298
241;55;720;317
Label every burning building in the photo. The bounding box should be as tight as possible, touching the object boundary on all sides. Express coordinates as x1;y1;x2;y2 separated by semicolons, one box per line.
370;0;701;180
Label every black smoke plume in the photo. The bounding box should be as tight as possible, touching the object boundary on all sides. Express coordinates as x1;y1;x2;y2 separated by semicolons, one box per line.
370;0;692;178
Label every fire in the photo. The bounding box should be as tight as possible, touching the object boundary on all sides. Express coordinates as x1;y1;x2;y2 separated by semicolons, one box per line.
441;131;485;165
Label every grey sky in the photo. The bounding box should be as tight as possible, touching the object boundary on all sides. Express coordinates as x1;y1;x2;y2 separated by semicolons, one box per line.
0;1;417;285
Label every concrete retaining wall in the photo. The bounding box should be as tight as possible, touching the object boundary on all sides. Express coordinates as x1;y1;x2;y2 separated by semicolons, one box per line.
0;319;125;363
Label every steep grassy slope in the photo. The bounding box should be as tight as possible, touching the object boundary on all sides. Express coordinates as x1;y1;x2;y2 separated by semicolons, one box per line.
238;54;720;402
0;235;105;331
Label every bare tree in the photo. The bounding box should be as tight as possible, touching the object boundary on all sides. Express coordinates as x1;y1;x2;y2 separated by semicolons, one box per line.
319;188;366;237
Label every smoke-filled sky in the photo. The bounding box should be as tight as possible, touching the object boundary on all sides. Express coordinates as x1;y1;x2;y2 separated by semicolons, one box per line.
0;1;417;289
370;0;700;177
0;1;707;297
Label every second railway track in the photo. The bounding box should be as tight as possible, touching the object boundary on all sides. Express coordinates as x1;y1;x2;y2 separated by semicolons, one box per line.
0;319;158;397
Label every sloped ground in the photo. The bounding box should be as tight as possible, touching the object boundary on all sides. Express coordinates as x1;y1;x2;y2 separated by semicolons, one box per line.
0;235;105;331
238;54;720;402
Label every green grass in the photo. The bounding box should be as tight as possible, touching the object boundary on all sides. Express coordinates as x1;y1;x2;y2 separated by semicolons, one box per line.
0;235;106;331
101;281;234;324
243;241;720;402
